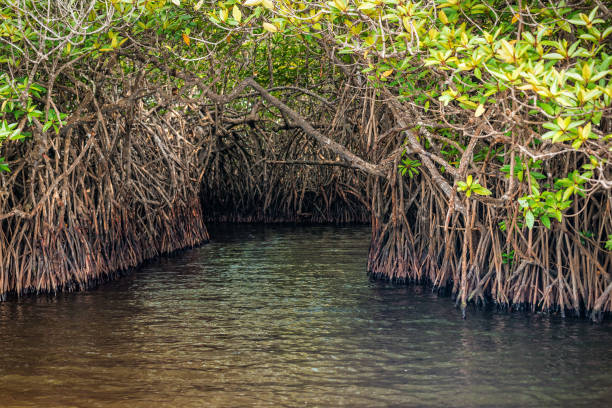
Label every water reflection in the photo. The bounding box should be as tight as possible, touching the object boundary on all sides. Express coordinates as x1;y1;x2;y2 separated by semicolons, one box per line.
1;224;611;407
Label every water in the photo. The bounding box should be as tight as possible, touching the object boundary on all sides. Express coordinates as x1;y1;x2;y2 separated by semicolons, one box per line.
1;224;611;407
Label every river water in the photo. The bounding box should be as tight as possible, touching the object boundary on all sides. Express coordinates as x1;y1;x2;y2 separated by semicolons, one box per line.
1;224;611;407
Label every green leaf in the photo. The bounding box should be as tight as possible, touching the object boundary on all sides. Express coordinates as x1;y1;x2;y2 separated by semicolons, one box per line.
541;215;551;229
537;102;555;116
0;157;9;172
525;211;535;229
562;186;574;201
357;2;377;10
263;22;278;32
605;235;612;251
473;186;492;196
543;53;564;60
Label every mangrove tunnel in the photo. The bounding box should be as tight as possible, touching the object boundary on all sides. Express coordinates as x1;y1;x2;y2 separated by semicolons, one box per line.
0;0;611;322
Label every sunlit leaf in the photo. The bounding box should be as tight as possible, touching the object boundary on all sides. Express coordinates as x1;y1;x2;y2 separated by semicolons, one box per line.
475;104;485;117
232;5;242;22
525;211;535;229
263;22;278;32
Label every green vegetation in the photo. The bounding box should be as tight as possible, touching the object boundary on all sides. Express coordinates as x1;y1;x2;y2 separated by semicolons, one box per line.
0;0;610;319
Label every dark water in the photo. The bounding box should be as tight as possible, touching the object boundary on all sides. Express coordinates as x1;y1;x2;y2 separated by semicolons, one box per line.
1;225;611;407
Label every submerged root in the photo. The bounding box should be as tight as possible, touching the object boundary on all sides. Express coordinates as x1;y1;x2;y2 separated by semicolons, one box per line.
0;71;209;298
368;169;612;318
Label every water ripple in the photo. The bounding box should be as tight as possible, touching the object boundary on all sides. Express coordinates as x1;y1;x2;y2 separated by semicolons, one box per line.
1;224;611;407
